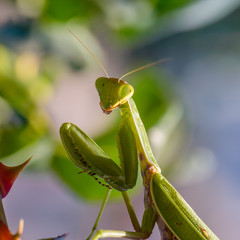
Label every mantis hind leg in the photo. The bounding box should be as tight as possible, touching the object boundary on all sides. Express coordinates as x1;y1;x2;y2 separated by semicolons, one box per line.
92;230;148;240
87;190;143;240
87;189;157;240
89;201;157;240
86;189;112;240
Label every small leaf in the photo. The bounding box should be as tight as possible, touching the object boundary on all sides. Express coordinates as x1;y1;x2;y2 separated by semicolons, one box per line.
0;157;31;198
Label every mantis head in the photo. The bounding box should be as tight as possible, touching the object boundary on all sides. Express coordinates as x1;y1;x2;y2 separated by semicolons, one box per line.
67;29;168;114
95;77;134;114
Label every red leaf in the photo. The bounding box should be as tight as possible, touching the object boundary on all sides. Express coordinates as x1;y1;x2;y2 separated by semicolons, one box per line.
0;157;31;198
0;221;13;240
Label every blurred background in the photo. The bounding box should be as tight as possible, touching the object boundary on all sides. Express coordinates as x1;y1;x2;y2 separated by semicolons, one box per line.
0;0;240;239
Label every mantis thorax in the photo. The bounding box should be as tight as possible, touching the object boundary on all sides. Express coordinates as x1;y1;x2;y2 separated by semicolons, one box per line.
95;77;134;114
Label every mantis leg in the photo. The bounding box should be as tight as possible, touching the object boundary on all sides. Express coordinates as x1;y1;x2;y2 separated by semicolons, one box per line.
87;190;142;240
88;190;157;240
87;188;151;240
92;230;148;240
121;191;141;232
87;189;112;240
60;122;138;191
60;122;142;238
90;204;157;240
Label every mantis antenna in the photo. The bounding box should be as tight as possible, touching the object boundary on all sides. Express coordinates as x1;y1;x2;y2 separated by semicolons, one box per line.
67;28;109;78
118;58;171;81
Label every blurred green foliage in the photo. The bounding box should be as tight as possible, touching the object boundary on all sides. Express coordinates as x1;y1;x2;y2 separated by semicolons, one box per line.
43;0;99;22
150;0;194;14
0;46;50;159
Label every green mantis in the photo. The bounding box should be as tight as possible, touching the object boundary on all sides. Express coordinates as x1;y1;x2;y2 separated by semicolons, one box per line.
59;30;219;240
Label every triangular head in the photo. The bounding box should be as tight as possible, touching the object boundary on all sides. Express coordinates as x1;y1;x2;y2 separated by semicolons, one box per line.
95;77;134;114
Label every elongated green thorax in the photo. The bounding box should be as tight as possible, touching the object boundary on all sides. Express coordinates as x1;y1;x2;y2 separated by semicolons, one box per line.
95;77;134;114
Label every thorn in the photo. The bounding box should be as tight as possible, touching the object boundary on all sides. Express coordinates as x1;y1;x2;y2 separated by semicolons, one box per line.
0;157;31;198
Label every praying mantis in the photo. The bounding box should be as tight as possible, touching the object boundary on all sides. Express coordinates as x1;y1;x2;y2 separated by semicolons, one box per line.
59;30;219;240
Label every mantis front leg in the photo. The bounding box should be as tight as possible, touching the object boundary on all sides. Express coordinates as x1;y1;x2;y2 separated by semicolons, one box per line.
60;122;144;238
60;121;138;192
60;119;159;240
